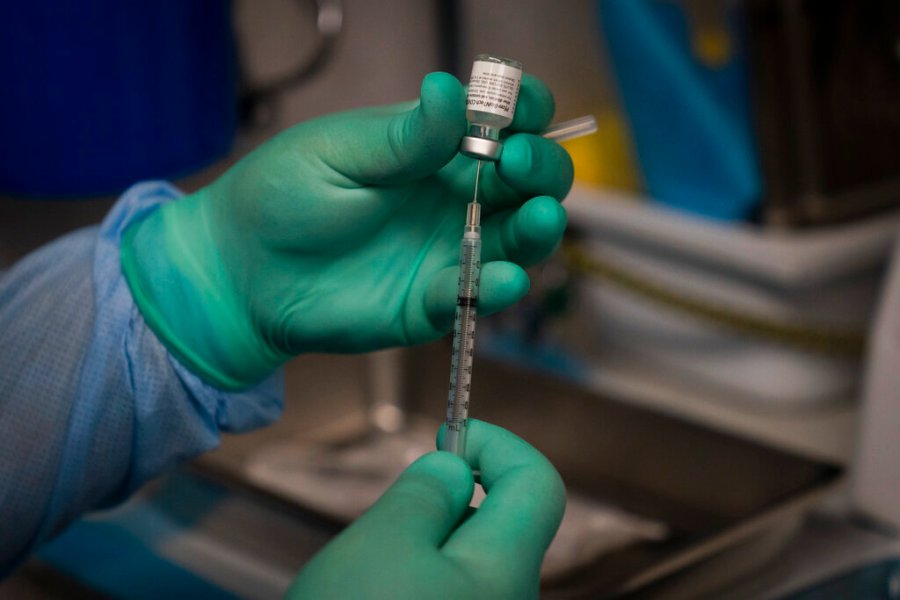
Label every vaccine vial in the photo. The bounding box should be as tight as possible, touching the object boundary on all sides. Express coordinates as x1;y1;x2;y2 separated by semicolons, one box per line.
459;54;523;161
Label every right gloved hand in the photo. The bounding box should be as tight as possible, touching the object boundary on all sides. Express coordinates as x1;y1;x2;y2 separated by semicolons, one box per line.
121;71;572;390
286;420;566;599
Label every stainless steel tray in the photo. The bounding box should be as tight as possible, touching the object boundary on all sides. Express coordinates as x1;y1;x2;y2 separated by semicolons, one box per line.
196;343;843;599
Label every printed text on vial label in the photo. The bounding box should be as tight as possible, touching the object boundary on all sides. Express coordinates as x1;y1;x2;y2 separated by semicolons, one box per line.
467;72;521;118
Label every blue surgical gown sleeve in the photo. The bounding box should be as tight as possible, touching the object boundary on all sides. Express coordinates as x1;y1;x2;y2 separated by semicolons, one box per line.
0;181;284;572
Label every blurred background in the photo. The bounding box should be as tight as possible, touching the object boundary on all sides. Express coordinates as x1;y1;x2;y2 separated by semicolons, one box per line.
2;0;900;598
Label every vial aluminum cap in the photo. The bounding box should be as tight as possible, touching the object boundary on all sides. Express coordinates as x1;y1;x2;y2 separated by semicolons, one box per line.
459;136;502;161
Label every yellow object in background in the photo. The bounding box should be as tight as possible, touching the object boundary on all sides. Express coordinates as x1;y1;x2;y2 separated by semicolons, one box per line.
693;25;733;67
561;108;642;192
684;0;734;68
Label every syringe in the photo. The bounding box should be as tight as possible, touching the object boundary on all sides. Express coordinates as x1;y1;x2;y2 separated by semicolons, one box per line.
442;114;598;458
443;160;484;457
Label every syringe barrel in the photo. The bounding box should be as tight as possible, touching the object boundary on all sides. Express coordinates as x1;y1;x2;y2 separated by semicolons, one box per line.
456;235;481;301
443;234;481;458
443;418;468;457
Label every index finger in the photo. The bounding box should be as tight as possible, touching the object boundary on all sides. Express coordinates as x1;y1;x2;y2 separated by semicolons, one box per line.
437;420;566;575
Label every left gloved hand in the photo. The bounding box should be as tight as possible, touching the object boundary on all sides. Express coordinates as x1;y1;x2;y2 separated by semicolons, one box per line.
286;420;566;599
121;71;572;389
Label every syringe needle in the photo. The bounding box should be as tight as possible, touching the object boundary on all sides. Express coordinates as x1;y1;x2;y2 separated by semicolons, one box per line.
471;160;483;213
474;160;483;193
465;160;483;233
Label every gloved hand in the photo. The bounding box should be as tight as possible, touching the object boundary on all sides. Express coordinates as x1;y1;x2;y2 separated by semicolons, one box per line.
121;71;573;389
287;420;566;599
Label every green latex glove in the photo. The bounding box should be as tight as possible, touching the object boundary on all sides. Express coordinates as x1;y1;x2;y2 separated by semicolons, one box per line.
287;420;566;599
121;72;573;389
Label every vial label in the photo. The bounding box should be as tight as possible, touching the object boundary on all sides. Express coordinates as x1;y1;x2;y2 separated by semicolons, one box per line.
466;60;522;120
